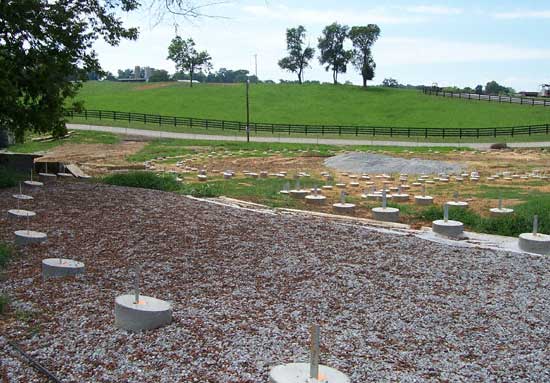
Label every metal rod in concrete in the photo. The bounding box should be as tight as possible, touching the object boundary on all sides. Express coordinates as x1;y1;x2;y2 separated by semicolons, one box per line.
453;191;459;202
533;215;539;236
309;324;320;380
382;190;387;209
498;193;503;210
134;265;141;304
444;204;449;222
340;191;346;204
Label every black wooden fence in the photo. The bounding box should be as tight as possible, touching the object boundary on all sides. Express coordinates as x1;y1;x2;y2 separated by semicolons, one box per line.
423;88;550;107
66;109;550;139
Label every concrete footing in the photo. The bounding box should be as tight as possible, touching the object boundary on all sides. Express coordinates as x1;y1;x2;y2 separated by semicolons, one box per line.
432;220;464;238
305;195;327;205
38;173;57;183
269;363;350;383
332;203;356;213
42;258;85;279
115;294;172;331
490;208;514;217
289;190;309;199
371;207;400;222
415;196;434;205
24;180;43;187
14;230;47;245
8;209;36;218
447;201;469;209
518;233;550;255
392;193;409;203
197;174;208;182
12;194;33;201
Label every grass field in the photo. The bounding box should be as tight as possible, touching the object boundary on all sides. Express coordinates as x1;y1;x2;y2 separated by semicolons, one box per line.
74;81;550;129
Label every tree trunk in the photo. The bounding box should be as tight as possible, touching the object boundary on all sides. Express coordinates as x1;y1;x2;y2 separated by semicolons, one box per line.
363;76;367;87
298;69;302;84
190;68;193;88
333;70;338;85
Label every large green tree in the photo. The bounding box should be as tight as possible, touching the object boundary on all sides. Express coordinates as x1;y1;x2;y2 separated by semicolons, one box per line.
278;25;315;84
0;0;139;142
167;36;212;88
318;22;352;85
349;25;380;87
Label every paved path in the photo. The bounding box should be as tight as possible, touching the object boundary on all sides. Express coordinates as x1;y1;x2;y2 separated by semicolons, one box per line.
68;124;550;149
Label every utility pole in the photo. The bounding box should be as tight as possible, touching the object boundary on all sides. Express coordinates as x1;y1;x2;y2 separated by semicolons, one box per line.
254;54;258;78
246;79;250;143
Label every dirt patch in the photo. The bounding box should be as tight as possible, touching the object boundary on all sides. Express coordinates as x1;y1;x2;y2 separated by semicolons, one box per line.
37;141;147;175
133;82;174;91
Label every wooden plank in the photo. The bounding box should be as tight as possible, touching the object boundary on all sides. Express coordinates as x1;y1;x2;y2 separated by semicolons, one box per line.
65;164;89;178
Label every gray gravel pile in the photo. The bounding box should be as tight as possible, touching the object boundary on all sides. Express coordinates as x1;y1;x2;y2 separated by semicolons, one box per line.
0;183;548;382
324;152;466;174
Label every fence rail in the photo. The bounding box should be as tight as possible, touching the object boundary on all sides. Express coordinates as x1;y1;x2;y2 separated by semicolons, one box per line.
423;88;550;107
66;109;550;139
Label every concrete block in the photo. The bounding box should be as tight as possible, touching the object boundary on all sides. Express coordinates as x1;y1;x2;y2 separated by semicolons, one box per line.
518;233;550;255
432;220;464;238
269;363;349;383
115;294;172;331
42;258;85;279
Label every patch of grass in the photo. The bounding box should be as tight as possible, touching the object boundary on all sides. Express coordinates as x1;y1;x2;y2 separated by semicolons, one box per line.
415;197;550;237
180;183;222;198
127;137;469;163
474;185;535;201
74;82;550;129
0;242;14;270
0;167;25;189
103;171;181;192
0;294;8;315
7;130;120;153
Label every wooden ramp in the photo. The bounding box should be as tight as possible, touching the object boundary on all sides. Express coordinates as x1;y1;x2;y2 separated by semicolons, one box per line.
65;164;90;178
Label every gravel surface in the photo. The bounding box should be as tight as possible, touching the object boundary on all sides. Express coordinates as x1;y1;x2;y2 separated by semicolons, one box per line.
325;152;466;175
0;182;548;382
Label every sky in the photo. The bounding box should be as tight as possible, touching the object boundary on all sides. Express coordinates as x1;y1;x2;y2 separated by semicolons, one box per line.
94;0;550;91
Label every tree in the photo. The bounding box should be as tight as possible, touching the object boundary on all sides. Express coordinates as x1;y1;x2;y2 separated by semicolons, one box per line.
382;78;399;88
485;80;514;95
278;26;315;84
167;36;212;87
475;85;483;94
349;25;380;88
318;23;352;84
148;69;170;82
0;0;139;141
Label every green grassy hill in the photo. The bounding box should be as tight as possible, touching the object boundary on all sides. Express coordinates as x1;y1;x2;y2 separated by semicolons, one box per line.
74;81;550;128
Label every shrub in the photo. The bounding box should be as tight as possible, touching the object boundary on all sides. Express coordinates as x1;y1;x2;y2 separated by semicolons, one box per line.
103;171;181;192
0;167;24;189
180;183;221;198
0;242;13;270
0;294;8;315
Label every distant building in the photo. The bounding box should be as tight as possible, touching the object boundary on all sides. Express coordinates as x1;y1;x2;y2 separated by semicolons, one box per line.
134;66;141;80
144;67;152;82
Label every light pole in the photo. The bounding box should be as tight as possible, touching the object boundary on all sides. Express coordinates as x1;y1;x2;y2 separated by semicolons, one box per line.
246;79;250;143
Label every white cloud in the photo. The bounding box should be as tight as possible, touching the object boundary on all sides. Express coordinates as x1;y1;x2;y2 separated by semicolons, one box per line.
403;5;463;15
241;4;428;25
494;10;550;19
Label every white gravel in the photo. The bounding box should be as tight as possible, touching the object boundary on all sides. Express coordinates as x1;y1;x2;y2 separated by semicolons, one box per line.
0;182;548;382
325;152;466;175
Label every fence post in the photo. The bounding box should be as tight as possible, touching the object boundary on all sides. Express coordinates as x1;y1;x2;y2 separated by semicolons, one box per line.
459;128;462;139
271;123;274;134
477;128;479;138
511;127;514;137
547;124;549;135
356;126;358;136
144;114;147;124
190;118;193;128
174;117;176;127
322;125;324;136
99;110;102;120
222;120;225;131
205;119;208;130
85;110;87;120
288;124;291;135
494;128;497;137
407;127;410;137
305;125;308;135
529;126;532;135
158;115;161;127
390;127;392;137
424;128;427;139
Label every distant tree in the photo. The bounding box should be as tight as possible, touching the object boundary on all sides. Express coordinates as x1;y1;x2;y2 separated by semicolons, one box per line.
382;78;399;88
148;69;170;82
104;72;117;81
87;72;100;81
349;25;380;88
485;80;514;95
117;69;134;80
474;84;484;94
167;37;212;87
278;26;315;84
318;23;353;84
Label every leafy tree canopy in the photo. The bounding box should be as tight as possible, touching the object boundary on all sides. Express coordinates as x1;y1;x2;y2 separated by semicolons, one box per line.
318;22;352;85
278;25;315;84
349;24;380;87
0;0;139;141
167;36;212;87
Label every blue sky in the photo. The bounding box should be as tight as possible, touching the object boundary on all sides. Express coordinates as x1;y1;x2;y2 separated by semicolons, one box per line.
95;0;550;91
